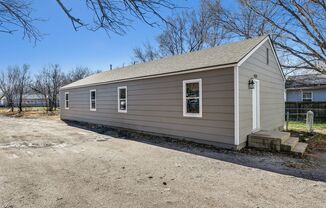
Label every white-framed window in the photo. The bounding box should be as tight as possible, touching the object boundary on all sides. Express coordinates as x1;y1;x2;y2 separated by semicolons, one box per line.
183;79;202;117
118;86;127;113
65;92;69;109
90;89;96;111
302;91;313;102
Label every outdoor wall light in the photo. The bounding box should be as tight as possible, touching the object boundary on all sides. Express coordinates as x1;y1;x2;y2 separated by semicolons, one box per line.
248;79;255;89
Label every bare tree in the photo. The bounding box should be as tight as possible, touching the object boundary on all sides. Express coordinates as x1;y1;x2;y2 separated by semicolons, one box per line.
0;66;19;112
55;0;176;35
0;0;177;42
242;0;325;74
0;0;42;42
206;0;276;39
16;64;30;112
31;64;65;111
133;2;227;62
133;42;159;63
64;66;93;85
207;0;325;74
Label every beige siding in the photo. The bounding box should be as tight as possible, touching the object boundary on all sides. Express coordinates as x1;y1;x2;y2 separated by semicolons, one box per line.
60;67;235;145
239;41;285;144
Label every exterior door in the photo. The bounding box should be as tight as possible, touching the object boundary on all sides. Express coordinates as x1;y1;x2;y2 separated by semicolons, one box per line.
252;79;260;132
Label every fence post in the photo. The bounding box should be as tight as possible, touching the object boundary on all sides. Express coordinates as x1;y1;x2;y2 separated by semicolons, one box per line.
286;112;289;131
306;110;314;133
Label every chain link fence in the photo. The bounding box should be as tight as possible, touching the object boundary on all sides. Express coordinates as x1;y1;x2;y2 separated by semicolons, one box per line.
285;102;326;122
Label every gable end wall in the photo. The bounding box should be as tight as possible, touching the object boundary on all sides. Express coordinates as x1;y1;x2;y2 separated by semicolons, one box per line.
238;41;285;144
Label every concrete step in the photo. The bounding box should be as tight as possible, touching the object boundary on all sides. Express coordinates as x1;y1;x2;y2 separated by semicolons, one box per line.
281;137;299;152
249;130;291;143
248;130;291;151
292;142;308;157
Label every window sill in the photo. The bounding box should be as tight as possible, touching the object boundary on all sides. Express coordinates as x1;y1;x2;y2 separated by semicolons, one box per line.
183;113;202;118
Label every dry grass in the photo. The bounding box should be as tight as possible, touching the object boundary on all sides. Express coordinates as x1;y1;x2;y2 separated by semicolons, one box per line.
286;121;326;152
307;133;326;152
0;107;59;120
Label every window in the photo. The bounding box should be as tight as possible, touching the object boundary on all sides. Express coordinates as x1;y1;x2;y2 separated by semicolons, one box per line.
302;91;312;102
266;47;269;65
118;86;127;113
65;92;69;109
90;90;96;111
183;79;202;117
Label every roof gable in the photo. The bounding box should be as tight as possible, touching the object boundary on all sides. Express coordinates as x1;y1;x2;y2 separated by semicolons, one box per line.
237;37;285;81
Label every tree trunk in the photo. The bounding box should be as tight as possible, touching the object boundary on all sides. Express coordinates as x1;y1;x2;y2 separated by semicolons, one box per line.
9;99;14;112
18;92;23;112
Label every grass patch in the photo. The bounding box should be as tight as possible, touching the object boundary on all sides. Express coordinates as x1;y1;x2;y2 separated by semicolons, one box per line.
286;121;326;152
287;121;326;131
307;133;326;152
0;107;59;119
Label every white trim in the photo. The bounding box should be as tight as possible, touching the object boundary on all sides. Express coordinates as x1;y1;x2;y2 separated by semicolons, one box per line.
237;36;285;81
60;64;236;91
234;66;240;145
252;79;260;132
302;91;313;102
90;89;96;111
183;79;202;118
64;92;69;110
118;86;127;113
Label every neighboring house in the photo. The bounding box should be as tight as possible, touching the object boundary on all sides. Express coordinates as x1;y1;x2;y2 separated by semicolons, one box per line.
285;74;326;122
60;35;285;150
1;94;51;107
286;74;326;102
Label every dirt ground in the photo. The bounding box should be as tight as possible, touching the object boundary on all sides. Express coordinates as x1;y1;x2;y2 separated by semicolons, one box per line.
0;116;325;208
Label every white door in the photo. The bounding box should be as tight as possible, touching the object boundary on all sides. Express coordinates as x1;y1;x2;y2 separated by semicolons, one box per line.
252;79;260;132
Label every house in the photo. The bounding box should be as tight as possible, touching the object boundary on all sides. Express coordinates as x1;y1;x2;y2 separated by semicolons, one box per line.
286;74;326;102
285;74;326;122
0;94;50;107
60;35;285;150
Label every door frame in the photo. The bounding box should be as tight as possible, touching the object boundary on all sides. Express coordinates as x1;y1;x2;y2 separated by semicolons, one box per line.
252;79;260;132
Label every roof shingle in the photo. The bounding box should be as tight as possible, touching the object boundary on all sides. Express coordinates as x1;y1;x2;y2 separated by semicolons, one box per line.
286;74;326;89
61;35;267;90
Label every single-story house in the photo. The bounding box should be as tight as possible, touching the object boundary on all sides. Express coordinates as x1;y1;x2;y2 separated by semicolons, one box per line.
0;94;57;107
60;35;285;149
286;74;326;102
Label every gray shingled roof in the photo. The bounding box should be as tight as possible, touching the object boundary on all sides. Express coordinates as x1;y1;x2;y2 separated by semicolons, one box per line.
61;35;267;90
286;74;326;89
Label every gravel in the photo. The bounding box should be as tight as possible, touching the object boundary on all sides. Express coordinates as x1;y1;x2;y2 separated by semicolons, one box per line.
0;116;325;208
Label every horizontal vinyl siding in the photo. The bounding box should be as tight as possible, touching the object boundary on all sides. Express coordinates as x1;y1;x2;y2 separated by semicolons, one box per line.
239;42;285;144
287;89;326;102
60;67;235;145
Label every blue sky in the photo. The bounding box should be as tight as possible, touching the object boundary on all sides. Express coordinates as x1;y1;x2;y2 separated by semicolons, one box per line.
0;0;234;74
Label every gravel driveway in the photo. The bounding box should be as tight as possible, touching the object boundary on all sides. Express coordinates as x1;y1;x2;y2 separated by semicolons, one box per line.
0;116;325;208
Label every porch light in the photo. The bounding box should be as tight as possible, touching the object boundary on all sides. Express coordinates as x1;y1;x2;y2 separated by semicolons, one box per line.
248;79;255;89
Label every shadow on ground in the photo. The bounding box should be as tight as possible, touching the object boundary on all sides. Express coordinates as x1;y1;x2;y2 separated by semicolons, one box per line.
64;120;326;182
